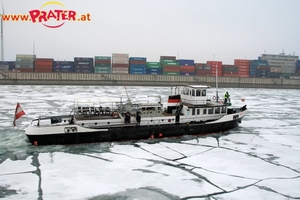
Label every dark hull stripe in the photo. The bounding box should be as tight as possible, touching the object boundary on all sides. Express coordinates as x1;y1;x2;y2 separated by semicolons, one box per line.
26;118;243;145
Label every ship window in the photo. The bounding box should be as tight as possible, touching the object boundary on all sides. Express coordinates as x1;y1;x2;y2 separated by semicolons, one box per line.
208;108;213;114
222;107;227;113
215;107;220;114
192;108;195;115
197;109;200;115
196;90;201;96
202;90;206;96
203;108;207;114
192;90;195;96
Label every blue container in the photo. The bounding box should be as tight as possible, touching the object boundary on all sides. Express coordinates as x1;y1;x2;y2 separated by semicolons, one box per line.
53;61;74;72
296;60;300;70
74;57;94;62
180;72;196;76
177;59;194;66
129;67;146;74
250;60;268;67
74;65;94;73
0;61;15;71
146;68;162;74
129;57;147;61
129;64;146;69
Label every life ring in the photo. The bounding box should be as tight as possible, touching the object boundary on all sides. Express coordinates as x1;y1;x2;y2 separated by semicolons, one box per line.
113;112;119;118
213;96;216;100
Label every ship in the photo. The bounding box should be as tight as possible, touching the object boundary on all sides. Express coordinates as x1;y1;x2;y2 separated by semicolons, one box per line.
25;85;247;145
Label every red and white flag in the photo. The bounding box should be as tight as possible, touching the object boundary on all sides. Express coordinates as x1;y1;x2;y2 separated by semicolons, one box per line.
13;103;26;126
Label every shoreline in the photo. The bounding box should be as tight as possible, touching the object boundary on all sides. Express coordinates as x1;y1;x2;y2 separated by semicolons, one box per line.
1;72;300;89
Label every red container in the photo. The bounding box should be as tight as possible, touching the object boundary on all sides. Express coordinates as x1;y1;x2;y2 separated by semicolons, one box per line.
195;63;205;67
234;59;250;66
163;66;180;72
35;58;54;62
196;70;212;76
95;60;111;64
160;56;176;60
112;63;129;68
129;60;146;65
223;74;239;77
180;65;195;70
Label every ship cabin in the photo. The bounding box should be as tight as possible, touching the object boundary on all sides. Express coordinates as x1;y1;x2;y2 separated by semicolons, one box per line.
177;85;228;121
178;85;209;106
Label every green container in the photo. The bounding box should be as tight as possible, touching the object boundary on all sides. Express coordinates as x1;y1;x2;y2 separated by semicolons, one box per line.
146;62;160;65
95;56;111;60
161;60;179;66
160;59;176;62
94;66;112;73
163;72;180;76
147;65;162;69
95;63;111;67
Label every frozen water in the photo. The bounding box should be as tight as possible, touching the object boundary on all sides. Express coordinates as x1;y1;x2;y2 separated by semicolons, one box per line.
0;85;300;199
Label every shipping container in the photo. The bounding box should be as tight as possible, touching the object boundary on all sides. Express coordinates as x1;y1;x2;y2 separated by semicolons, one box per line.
74;57;93;62
163;72;179;76
163;66;180;73
16;54;36;62
161;60;179;66
112;63;129;68
129;57;147;61
129;60;147;65
195;70;212;76
112;53;129;58
95;56;111;60
180;72;195;76
177;59;194;66
53;61;74;73
160;56;176;61
0;61;15;71
94;66;112;74
129;64;146;69
234;59;250;66
146;68;162;74
296;60;300;70
95;59;111;65
180;66;195;73
129;68;146;74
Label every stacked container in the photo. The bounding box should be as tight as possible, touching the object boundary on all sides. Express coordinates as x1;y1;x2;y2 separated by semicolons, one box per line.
195;63;211;76
178;59;195;76
53;61;74;73
129;57;146;74
234;59;250;77
256;66;271;78
249;60;268;77
222;65;239;77
35;58;54;72
112;53;129;74
160;56;179;75
296;60;300;75
15;54;36;72
0;61;15;71
74;57;94;73
146;62;162;74
94;56;111;74
207;61;222;76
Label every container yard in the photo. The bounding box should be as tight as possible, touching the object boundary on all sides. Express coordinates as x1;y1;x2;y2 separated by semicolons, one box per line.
1;72;300;89
0;52;300;89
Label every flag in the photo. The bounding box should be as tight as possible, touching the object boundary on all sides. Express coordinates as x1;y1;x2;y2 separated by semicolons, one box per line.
13;103;25;126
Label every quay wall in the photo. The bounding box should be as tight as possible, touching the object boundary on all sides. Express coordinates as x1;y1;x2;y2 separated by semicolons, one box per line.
1;72;300;89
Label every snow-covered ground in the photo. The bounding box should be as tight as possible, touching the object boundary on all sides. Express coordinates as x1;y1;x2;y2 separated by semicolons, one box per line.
0;85;299;200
